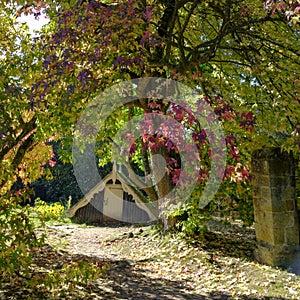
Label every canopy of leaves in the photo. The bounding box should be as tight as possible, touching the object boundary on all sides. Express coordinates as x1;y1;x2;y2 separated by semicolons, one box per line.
0;0;298;218
1;1;298;186
0;0;299;289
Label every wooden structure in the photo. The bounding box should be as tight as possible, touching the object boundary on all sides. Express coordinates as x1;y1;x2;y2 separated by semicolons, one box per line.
67;164;156;224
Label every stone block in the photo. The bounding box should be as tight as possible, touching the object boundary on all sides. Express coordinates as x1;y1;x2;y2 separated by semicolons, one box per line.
253;210;262;225
270;195;289;212
272;212;294;228
283;186;296;201
284;211;297;228
253;197;260;209
269;161;292;176
258;187;274;212
258;175;271;186
255;244;287;266
286;200;296;211
255;211;297;229
252;160;269;175
272;228;286;245
285;227;300;246
255;224;270;242
252;185;261;196
251;159;262;173
254;210;274;226
255;224;285;245
269;176;289;187
255;245;274;266
252;147;294;175
260;186;272;200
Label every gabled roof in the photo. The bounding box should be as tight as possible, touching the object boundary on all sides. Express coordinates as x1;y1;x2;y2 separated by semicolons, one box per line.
67;162;158;220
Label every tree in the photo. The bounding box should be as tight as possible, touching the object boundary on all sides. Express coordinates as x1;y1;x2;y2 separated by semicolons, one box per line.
0;0;299;284
1;0;299;224
29;0;298;218
0;2;104;286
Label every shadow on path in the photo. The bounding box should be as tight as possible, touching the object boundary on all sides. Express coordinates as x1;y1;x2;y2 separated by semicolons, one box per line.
89;257;289;300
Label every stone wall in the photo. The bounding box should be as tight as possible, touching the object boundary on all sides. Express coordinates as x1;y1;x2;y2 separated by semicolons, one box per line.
252;147;299;267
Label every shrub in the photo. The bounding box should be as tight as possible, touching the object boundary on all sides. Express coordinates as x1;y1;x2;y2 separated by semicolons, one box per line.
0;192;44;280
33;198;66;222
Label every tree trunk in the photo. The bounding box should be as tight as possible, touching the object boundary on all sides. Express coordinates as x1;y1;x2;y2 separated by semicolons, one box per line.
149;145;176;230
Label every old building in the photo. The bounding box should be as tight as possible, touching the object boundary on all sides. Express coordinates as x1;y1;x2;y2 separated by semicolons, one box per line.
67;163;157;224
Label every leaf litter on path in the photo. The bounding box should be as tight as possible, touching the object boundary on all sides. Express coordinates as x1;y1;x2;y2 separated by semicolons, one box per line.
1;220;300;299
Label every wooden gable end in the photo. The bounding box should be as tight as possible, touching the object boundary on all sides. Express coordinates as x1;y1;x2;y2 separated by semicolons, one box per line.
67;171;154;224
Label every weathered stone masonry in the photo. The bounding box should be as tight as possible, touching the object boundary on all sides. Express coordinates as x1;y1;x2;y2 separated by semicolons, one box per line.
252;147;299;267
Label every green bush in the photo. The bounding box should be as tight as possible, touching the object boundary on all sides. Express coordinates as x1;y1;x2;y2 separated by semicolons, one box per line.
33;198;66;222
0;192;44;280
0;193;104;296
166;176;254;239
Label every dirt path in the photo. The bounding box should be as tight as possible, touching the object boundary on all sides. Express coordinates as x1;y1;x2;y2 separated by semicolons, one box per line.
42;221;300;300
45;223;142;260
45;223;217;299
2;221;299;299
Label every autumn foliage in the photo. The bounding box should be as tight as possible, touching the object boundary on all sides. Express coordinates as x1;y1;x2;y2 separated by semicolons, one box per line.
0;0;299;289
